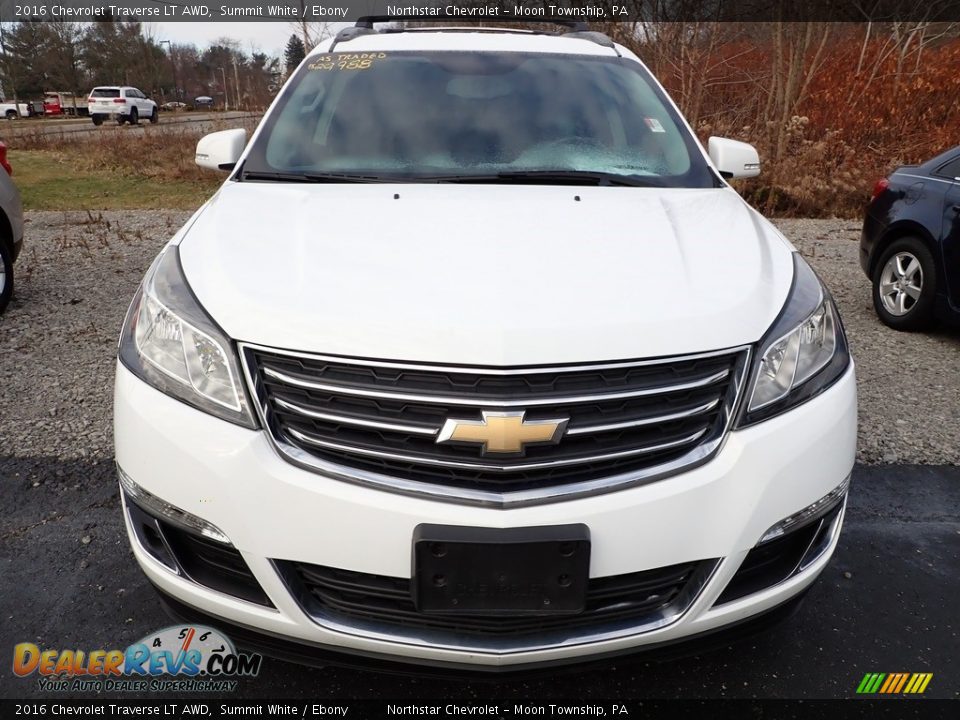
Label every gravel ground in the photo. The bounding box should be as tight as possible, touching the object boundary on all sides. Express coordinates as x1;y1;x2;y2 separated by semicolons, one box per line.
781;219;960;464
0;211;958;466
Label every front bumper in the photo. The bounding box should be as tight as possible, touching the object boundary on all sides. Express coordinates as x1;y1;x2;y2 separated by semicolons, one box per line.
860;204;888;278
114;361;857;669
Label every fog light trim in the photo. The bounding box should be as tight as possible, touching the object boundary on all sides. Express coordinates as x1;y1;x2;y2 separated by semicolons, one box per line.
117;464;230;544
760;475;850;544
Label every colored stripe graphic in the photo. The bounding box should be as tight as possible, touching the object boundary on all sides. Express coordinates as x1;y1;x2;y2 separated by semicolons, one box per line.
905;673;934;694
856;672;932;694
879;674;896;693
892;673;909;693
856;673;885;694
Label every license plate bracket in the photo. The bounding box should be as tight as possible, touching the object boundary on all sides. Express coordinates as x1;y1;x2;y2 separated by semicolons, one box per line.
412;524;590;616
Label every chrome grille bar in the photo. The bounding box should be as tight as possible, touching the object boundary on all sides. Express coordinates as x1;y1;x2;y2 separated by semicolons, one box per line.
286;426;709;472
262;365;731;407
566;398;721;436
274;397;438;436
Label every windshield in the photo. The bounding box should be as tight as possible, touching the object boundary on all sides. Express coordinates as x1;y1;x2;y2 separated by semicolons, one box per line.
242;51;716;187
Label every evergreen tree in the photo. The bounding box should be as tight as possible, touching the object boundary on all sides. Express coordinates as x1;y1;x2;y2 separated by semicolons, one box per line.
284;34;306;75
0;22;61;97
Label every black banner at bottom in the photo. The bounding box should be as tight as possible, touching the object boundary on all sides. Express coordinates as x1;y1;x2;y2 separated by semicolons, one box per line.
1;699;958;720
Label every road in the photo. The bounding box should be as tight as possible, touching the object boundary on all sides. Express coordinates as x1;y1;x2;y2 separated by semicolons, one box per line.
0;111;260;140
1;462;957;700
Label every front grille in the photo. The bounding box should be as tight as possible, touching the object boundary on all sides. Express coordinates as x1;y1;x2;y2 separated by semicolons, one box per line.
277;560;715;640
242;345;748;503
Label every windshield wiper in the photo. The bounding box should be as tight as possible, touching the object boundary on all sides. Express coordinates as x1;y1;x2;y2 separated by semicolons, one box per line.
413;170;657;187
239;170;386;183
496;170;657;187
240;169;657;187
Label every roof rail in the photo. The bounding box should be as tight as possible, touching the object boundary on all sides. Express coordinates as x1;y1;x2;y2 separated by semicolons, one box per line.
354;16;590;32
327;18;617;53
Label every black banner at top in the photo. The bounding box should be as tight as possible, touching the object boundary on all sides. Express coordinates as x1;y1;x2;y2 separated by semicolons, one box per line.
2;0;960;23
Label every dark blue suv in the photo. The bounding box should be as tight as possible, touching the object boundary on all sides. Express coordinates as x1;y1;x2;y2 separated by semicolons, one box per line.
861;146;960;330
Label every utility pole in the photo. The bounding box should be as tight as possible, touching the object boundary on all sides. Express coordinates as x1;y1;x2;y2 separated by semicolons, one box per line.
232;57;241;110
218;66;229;111
159;40;180;103
160;40;180;107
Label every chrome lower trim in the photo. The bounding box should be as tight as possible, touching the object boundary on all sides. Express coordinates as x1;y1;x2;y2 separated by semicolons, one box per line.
712;492;848;609
240;344;752;508
797;495;848;573
118;464;230;544
268;433;731;508
275;559;722;656
760;475;850;544
120;490;280;614
287;426;708;472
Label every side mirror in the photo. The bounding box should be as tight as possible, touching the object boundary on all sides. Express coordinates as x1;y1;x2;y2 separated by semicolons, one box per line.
195;128;247;172
708;137;761;179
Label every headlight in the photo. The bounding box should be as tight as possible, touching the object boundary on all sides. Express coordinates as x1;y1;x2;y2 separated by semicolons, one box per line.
118;246;256;428
738;253;850;426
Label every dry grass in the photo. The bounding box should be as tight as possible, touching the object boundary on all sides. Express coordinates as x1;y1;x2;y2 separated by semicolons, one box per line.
649;36;960;218
9;118;259;210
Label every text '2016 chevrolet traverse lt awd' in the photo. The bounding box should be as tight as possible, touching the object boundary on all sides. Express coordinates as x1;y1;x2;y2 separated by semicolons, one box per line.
114;21;856;671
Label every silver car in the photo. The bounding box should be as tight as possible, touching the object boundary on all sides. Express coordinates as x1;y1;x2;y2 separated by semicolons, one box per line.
0;141;24;314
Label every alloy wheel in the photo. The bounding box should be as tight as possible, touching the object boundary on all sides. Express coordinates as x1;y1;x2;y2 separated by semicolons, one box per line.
878;251;923;316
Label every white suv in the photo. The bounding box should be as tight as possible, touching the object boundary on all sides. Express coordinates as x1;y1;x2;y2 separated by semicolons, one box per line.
114;21;856;671
88;86;158;126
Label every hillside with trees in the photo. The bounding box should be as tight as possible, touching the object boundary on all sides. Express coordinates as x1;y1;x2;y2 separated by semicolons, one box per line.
608;21;960;215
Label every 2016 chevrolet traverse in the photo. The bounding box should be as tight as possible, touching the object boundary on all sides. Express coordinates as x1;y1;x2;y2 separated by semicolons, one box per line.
114;21;856;670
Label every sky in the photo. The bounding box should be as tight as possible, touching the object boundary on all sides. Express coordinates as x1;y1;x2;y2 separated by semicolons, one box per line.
151;21;347;58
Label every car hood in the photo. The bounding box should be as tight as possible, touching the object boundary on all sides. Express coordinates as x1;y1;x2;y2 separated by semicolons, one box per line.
178;183;794;365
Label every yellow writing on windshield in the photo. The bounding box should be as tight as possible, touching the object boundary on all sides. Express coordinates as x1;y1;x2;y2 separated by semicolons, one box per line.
308;53;387;71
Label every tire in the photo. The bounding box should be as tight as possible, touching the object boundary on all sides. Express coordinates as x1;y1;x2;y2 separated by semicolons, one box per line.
149;107;158;124
0;241;13;315
871;237;937;331
5;110;17;120
92;114;104;126
129;107;138;125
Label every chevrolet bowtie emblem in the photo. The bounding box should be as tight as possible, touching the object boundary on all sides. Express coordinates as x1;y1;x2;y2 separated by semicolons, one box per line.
437;411;569;455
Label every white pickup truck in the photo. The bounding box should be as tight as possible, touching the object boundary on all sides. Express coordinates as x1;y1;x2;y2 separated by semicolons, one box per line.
0;101;30;120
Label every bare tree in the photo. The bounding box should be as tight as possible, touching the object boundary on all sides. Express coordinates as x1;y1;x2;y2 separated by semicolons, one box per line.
291;3;336;51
